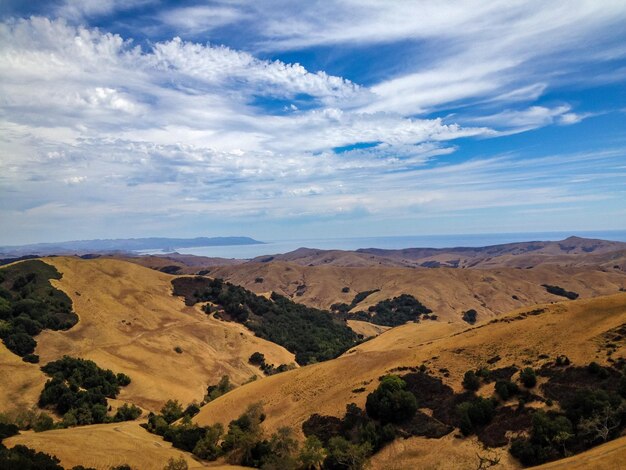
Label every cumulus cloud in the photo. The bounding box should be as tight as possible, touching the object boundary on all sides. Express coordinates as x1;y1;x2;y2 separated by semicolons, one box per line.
0;10;623;243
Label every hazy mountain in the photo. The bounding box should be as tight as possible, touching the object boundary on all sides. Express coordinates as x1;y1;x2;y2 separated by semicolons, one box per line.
0;236;264;257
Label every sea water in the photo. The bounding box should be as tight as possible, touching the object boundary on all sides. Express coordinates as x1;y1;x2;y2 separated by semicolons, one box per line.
139;230;626;260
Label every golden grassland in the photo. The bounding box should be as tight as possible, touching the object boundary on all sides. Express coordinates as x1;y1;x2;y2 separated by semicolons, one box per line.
193;293;626;469
4;420;252;469
2;257;626;469
0;257;295;414
207;261;626;324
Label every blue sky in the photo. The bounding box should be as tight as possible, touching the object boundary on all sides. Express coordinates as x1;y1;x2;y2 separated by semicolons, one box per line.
1;1;625;244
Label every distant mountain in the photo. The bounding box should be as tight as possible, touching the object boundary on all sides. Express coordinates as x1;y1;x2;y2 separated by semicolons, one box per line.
247;236;626;269
0;236;264;257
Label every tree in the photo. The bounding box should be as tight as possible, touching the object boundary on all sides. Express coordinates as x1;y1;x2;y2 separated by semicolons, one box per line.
463;370;480;391
463;309;478;324
299;436;326;470
365;375;417;424
325;436;371;470
161;400;184;424
520;368;537;388
192;423;223;460
249;352;265;366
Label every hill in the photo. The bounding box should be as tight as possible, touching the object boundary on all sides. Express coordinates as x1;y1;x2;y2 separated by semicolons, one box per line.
190;292;626;469
202;261;626;323
0;236;264;257
0;257;295;415
241;236;626;269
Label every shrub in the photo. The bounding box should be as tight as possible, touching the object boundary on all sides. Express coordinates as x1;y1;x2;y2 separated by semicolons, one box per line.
205;375;234;402
32;413;54;432
365;375;417;424
462;309;477;324
22;353;39;364
163;457;188;470
495;380;519;401
173;346;183;354
248;352;265;366
456;397;496;435
462;370;480;391
114;404;142;422
520;367;537;388
542;284;579;300
0;421;19;440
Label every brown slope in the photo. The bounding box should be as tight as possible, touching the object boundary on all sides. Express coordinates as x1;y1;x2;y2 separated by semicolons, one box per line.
201;261;626;323
193;293;626;469
4;420;253;470
0;257;295;413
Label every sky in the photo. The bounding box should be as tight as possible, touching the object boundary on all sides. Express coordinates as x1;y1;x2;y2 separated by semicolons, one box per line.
1;1;625;245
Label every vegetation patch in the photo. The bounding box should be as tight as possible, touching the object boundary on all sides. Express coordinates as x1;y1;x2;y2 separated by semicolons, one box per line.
330;289;380;314
172;276;358;365
0;260;78;359
38;356;136;426
462;309;477;324
542;284;579;300
348;294;433;327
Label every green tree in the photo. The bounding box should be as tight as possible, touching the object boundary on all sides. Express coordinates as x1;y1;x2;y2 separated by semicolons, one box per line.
325;436;371;470
520;367;537;388
298;436;326;470
365;375;417;424
462;370;480;391
161;400;184;424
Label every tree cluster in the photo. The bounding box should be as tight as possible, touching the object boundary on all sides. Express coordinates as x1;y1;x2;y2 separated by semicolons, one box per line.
0;260;78;360
38;356;136;426
172;277;358;365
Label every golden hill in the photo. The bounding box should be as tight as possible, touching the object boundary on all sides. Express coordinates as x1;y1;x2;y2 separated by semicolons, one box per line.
0;257;295;414
192;292;626;469
4;420;254;470
204;261;626;323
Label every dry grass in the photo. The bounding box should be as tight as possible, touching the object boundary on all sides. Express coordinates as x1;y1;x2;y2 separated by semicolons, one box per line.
194;293;626;469
4;420;251;469
207;262;626;325
1;257;295;413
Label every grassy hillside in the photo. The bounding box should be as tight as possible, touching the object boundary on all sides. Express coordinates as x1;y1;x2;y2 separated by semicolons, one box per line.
204;261;626;324
0;257;295;414
191;293;626;469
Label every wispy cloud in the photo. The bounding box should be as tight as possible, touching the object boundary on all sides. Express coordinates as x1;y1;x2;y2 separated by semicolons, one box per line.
0;3;625;243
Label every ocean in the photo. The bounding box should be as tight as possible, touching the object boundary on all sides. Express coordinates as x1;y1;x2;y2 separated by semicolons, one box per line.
138;230;626;260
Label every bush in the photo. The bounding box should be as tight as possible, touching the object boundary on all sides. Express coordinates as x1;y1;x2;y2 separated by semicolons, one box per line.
520;368;537;388
542;284;579;300
114;404;142;422
462;309;477;324
205;376;234;403
495;380;519;401
456;397;496;435
4;332;36;356
0;422;19;440
462;370;480;391
248;352;265;366
365;375;417;424
22;353;39;364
